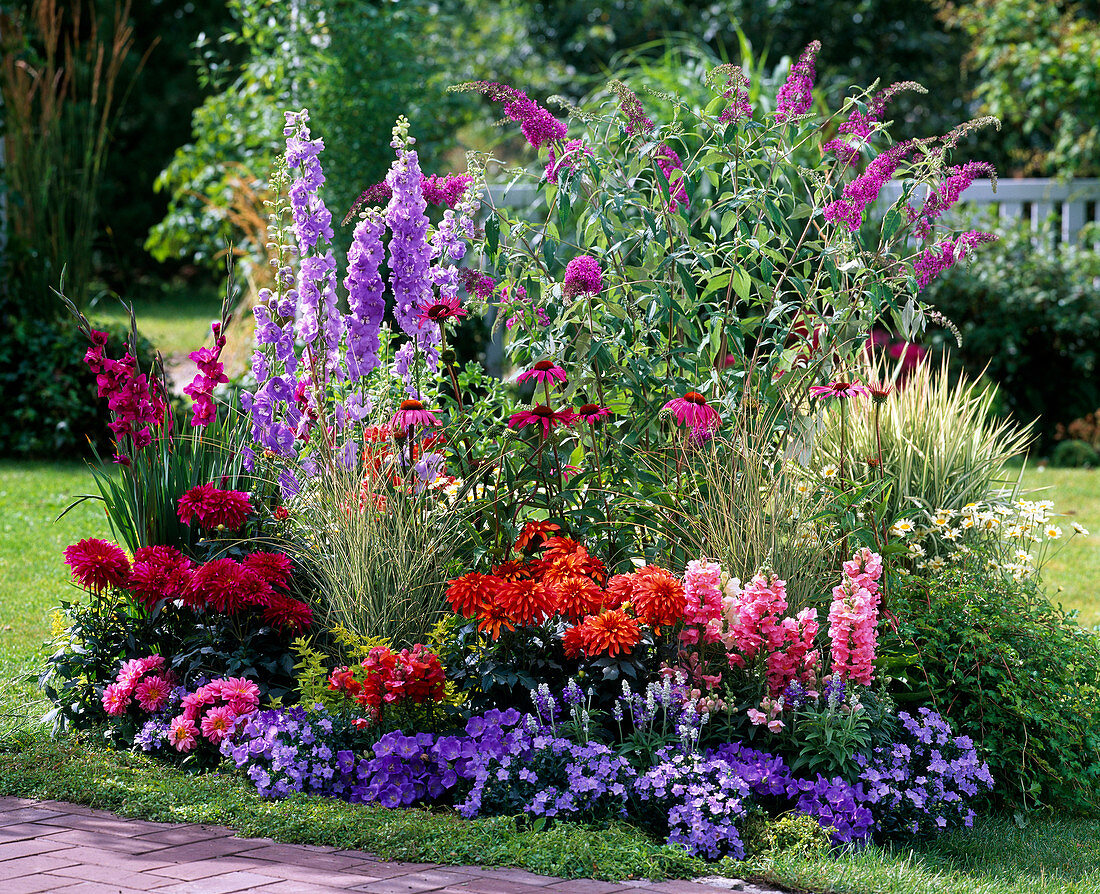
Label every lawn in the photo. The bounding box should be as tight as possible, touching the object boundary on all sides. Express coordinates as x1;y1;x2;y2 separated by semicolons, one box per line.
2;458;1100;893
87;276;224;358
1019;465;1100;628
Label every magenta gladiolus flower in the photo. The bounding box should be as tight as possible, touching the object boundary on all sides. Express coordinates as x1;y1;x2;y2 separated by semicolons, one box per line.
516;360;567;387
663;391;721;433
390;398;441;432
508;404;575;437
809;381;870;400
563;255;604;300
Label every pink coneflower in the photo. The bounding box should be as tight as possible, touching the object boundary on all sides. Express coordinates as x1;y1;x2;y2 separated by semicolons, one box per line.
516;360;567;387
867;382;893;404
64;538;131;594
390;398;441;432
167;716;198;752
562;255;603;300
809;381;870;400
508;404;576;438
662;392;721;433
416;294;468;328
574;403;611;425
135;675;171;713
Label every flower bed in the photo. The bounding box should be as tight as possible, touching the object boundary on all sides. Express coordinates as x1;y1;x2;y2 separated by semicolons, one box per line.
43;38;1100;866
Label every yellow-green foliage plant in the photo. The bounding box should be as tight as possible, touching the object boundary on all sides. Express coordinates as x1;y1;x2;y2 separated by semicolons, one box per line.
811;354;1033;530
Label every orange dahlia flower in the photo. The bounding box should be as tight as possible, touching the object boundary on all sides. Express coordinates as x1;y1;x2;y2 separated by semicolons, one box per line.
446;572;497;618
631;565;686;632
496;578;554;627
578;609;640;657
551;575;606;621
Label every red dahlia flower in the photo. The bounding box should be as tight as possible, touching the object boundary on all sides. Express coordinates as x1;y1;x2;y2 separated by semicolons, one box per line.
177;484;253;531
262;593;313;633
64;538;131;594
446;572;498;618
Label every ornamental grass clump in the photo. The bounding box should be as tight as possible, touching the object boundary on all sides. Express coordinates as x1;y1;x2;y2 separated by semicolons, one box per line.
812;353;1032;534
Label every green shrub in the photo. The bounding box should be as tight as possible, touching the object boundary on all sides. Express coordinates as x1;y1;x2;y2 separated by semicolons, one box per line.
883;559;1100;812
1050;439;1100;469
923;224;1100;445
0;316;157;459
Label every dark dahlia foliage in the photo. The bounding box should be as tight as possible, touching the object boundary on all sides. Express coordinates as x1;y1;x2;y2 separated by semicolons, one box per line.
0;317;157;458
923;224;1100;446
883;561;1100;812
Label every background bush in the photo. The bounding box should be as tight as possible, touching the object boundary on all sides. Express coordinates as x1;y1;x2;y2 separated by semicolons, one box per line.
0;317;157;459
884;559;1100;813
923;224;1100;447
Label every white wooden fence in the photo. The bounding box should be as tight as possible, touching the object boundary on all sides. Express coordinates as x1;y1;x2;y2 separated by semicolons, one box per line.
879;178;1100;245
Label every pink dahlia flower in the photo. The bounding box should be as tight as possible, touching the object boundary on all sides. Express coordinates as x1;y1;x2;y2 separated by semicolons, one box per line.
64;538;131;594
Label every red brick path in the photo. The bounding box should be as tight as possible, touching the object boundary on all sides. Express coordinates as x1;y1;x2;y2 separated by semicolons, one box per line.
0;797;784;894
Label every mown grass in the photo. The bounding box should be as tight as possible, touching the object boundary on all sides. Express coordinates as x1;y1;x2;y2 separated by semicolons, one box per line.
88;276;223;358
2;458;1099;892
1019;465;1100;628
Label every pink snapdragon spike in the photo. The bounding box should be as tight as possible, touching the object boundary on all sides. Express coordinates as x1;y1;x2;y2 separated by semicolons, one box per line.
663;391;721;434
774;41;821;122
681;559;725;646
828;547;883;686
764;608;821;697
507;405;576;438
720;570;788;663
913;230;998;291
562;255;604;299
516;359;567;387
389;398;441;433
64;538;131;594
809;380;870;400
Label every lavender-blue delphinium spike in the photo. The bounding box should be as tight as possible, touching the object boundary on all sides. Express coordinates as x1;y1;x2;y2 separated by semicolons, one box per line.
386;117;437;390
343;208;387;395
284;109;344;394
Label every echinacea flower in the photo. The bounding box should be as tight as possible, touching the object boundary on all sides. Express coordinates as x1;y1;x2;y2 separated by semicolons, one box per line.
390;398;441;432
416;294;468;328
562;255;603;300
867;382;893;404
809;380;870;400
662;392;720;434
574;403;611;425
507;404;575;437
516;360;567;387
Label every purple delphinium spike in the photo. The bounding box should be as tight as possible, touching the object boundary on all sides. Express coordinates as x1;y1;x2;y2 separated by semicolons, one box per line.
343;208;387;401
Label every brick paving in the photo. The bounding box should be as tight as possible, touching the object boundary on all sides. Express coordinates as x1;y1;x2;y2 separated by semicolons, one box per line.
0;797;786;894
